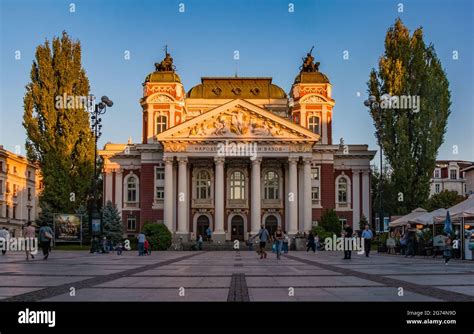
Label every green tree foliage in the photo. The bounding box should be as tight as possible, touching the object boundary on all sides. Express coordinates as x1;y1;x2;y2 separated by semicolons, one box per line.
142;222;172;251
102;201;123;243
23;31;95;215
425;190;465;211
319;209;341;237
368;18;451;215
359;215;368;231
371;166;399;215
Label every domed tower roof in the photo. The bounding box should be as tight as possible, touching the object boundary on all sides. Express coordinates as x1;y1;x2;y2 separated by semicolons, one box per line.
293;46;330;84
144;50;181;83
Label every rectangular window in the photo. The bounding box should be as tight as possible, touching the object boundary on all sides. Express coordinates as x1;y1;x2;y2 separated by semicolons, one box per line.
13;184;17;197
28;171;31;179
127;217;137;231
311;187;319;200
28;208;31;222
339;218;347;231
0;180;3;194
13;166;17;174
156;187;165;200
13;205;16;219
450;169;457;180
6;205;9;218
434;169;440;179
6;182;10;193
435;184;440;193
311;167;319;180
155;168;165;180
0;162;2;172
28;187;32;201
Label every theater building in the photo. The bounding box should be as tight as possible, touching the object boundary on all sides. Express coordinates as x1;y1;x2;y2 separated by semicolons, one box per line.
99;50;376;241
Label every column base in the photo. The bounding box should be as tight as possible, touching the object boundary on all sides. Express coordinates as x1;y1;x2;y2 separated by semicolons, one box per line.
175;232;189;242
212;232;226;243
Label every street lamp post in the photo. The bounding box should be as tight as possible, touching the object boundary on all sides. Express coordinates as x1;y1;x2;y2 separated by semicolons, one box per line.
89;95;113;238
364;95;384;233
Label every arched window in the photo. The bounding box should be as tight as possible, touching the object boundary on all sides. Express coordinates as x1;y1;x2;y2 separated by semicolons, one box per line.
337;177;348;204
126;176;138;202
264;171;279;199
308;116;320;134
156;115;167;134
196;170;211;199
230;171;245;200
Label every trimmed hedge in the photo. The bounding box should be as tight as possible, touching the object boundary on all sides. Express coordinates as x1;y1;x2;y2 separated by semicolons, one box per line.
142;222;172;250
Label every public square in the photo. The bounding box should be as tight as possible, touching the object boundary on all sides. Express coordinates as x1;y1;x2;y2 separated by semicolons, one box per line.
0;250;473;302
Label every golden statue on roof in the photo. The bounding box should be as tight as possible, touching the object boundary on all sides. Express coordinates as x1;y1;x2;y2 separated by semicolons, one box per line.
301;46;320;72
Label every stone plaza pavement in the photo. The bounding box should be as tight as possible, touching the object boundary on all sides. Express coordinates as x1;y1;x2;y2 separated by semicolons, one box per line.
0;249;473;302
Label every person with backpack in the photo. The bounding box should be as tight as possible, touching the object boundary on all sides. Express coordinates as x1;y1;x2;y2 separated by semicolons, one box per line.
39;222;53;260
258;225;270;259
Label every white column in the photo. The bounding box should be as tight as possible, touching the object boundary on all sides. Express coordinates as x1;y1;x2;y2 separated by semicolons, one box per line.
352;170;360;231
214;157;226;241
251;158;262;234
147;110;154;144
163;157;174;232
298;163;304;232
115;170;123;215
288;157;299;235
362;171;370;222
177;157;188;238
303;158;312;233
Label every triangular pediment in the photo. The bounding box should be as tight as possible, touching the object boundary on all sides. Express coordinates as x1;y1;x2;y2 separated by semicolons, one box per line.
157;99;320;143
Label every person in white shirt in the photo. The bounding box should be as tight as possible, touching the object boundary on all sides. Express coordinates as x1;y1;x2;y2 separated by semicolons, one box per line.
0;227;10;255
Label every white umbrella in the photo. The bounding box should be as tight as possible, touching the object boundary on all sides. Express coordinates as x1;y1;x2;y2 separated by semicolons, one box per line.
434;194;474;222
389;208;427;227
410;208;447;225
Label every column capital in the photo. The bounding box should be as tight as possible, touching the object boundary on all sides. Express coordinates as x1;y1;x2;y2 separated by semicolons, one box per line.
214;156;225;165
251;157;262;165
163;156;174;164
178;157;188;164
302;157;312;164
288;156;299;164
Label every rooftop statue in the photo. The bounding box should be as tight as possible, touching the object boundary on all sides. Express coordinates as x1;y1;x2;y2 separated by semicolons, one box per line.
154;46;176;72
301;46;320;73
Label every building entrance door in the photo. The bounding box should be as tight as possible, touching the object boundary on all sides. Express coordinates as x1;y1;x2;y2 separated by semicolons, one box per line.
231;215;245;241
265;215;278;238
196;215;210;240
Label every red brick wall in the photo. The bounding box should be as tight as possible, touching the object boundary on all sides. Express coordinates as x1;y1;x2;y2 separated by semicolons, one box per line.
321;164;335;209
139;163;160;227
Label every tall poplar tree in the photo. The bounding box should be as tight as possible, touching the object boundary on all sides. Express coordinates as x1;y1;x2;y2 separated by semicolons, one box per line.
23;32;95;215
368;19;451;214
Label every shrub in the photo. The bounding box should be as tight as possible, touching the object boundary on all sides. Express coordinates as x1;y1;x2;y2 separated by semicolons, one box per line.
312;226;332;242
142;222;172;250
319;209;342;236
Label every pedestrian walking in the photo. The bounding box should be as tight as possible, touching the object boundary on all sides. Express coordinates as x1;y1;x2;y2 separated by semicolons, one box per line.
283;230;289;254
306;232;316;253
343;223;353;259
0;227;10;255
23;221;36;261
444;234;453;265
197;234;203;250
361;224;373;257
400;233;407;255
274;226;284;259
38;222;53;260
137;231;146;256
205;226;212;241
144;238;150;255
247;233;254;251
405;224;416;258
258;225;270;259
116;241;123;255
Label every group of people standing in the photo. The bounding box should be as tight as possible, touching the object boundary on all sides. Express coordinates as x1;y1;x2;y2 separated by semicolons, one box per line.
248;225;289;260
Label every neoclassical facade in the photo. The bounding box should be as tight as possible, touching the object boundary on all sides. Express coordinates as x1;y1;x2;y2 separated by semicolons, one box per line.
99;50;376;242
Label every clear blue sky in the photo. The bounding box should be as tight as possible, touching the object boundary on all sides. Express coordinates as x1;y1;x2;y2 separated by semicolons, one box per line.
1;0;473;165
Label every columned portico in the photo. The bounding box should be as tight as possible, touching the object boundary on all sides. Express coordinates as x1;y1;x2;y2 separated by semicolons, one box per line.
251;157;262;234
213;157;226;242
288;157;299;235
